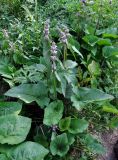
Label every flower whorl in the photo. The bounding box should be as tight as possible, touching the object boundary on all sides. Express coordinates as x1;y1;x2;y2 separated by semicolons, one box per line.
43;19;50;40
59;26;70;44
50;42;58;72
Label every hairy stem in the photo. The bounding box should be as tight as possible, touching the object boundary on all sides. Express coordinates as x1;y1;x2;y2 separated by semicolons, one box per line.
64;44;67;62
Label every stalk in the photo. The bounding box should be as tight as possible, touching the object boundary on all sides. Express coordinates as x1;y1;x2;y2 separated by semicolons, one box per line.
53;71;57;100
64;44;67;62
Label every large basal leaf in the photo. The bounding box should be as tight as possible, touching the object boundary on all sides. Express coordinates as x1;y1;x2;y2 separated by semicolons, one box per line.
103;46;118;58
102;28;118;39
0;102;22;116
64;60;78;69
43;100;64;126
82;134;106;154
50;133;69;157
34;134;49;148
0;115;31;144
77;87;114;102
83;35;99;46
0;144;13;154
0;154;8;160
71;87;114;109
59;117;71;131
67;133;75;145
96;27;118;38
97;38;112;46
5;82;48;107
88;61;101;76
68;118;88;134
8;141;49;160
71;94;82;110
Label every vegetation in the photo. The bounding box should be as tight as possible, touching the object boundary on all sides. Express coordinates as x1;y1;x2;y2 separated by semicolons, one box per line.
0;0;118;159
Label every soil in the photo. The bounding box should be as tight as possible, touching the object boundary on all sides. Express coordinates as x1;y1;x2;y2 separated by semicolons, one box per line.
98;129;118;160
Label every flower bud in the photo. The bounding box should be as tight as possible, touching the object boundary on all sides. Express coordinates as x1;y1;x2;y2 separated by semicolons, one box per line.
59;26;70;44
60;31;67;43
50;42;58;72
50;55;57;61
52;62;56;72
52;125;58;131
43;19;50;40
51;42;57;55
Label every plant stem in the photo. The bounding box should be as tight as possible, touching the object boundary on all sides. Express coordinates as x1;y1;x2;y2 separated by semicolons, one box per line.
64;44;67;62
53;72;57;100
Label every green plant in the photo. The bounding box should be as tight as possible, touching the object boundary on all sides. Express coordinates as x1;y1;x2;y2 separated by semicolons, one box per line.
0;0;118;159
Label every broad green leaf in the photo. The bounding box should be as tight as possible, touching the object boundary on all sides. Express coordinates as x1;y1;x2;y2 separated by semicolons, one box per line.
64;60;77;69
88;61;101;76
103;33;118;39
82;134;106;154
34;134;48;148
5;82;48;107
36;97;50;109
9;141;49;160
68;118;88;134
0;65;13;79
71;95;83;110
58;73;67;96
43;100;64;126
109;117;118;129
96;28;118;38
0;115;31;144
59;117;71;131
34;64;47;73
55;71;67;96
0;154;8;160
103;46;118;58
84;25;95;35
50;133;69;157
102;28;118;39
83;35;98;46
13;52;29;65
103;105;118;114
72;87;114;108
71;46;83;58
65;84;73;99
68;36;80;50
0;102;22;116
67;36;83;58
67;133;75;145
91;47;97;56
97;38;112;46
64;70;77;84
0;144;13;154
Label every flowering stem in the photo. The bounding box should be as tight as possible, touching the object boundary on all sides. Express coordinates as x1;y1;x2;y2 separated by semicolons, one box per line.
64;44;67;62
53;72;57;99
